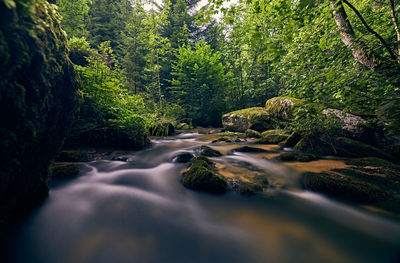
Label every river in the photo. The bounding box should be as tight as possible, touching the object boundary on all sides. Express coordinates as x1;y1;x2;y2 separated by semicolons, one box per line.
6;131;400;263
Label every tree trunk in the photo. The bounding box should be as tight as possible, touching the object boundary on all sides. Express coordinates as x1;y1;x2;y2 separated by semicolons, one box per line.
331;0;381;70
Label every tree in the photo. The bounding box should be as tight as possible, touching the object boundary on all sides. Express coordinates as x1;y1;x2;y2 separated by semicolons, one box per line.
56;0;92;38
171;42;226;126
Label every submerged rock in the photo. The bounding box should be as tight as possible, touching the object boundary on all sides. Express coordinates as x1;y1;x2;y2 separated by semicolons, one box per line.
199;146;223;157
257;129;291;144
230;146;268;153
222;107;271;132
174;152;194;163
278;152;318;162
182;157;227;194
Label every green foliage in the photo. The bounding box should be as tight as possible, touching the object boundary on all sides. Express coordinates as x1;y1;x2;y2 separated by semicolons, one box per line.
171;42;226;126
289;104;341;137
57;0;92;38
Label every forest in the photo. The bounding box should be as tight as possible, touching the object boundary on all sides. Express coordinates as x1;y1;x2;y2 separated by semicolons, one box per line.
1;0;400;262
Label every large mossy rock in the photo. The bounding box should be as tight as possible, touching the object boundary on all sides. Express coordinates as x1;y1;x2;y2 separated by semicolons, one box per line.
265;97;305;120
257;129;291;144
304;157;400;212
222;107;271;132
304;171;390;203
182;157;227;194
0;0;78;227
322;109;370;139
294;136;393;159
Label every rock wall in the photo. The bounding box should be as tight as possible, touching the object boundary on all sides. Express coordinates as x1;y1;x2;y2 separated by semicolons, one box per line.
0;0;78;229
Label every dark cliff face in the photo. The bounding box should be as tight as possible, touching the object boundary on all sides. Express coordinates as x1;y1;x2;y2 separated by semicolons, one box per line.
0;0;78;229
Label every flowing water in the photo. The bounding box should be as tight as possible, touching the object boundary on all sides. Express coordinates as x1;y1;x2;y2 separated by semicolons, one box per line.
6;131;400;263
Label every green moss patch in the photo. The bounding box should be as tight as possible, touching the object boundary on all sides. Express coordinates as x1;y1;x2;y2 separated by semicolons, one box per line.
245;129;261;138
265;97;305;117
257;129;291;144
304;171;390;203
182;157;227;194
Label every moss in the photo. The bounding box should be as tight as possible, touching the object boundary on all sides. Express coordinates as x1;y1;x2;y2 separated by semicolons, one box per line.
226;107;267;118
257;129;291;144
245;129;261;138
189;156;213;168
199;145;223;157
237;183;264;196
182;157;227;194
222;107;271;132
304;171;390;203
55;150;89;162
279;152;318;162
265;97;305;118
51;164;80;179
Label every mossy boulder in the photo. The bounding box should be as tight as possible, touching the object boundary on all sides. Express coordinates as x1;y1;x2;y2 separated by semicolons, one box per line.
257;129;291;144
265;97;305;120
51;164;81;179
198;146;223;157
55;151;89;162
304;171;391;203
245;129;261;138
278;152;318;162
222;107;271;132
0;0;78;229
294;136;394;160
322;109;369;138
333;137;393;160
182;157;227;194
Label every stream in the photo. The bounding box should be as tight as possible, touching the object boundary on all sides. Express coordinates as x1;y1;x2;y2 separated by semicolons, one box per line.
6;131;400;263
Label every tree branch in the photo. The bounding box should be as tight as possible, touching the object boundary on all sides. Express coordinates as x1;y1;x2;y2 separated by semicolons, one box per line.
342;0;398;61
